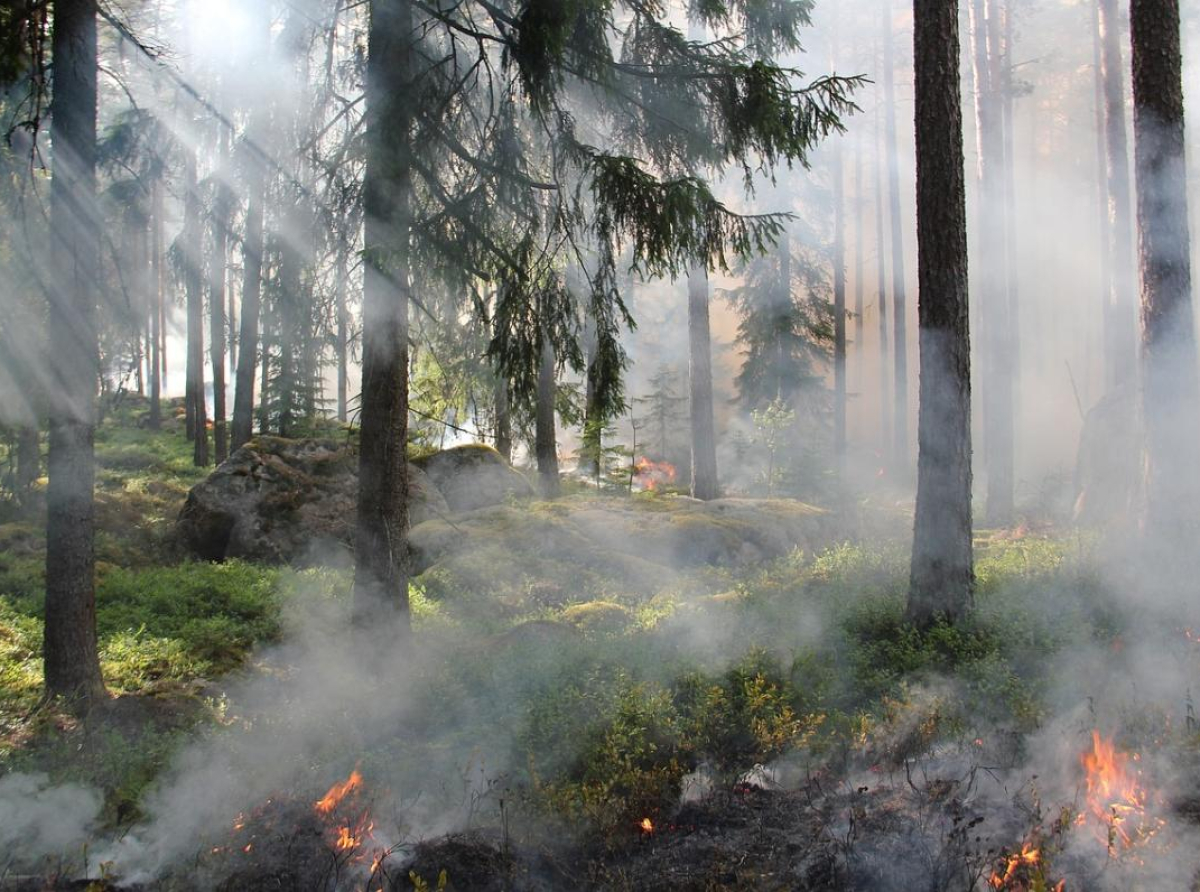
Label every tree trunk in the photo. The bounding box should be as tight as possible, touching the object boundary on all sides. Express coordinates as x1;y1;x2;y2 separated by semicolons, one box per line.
44;0;106;705
687;264;719;499
231;7;269;452
1100;0;1137;389
352;0;415;633
336;247;349;423
1130;0;1200;544
908;0;975;624
1092;0;1113;378
149;178;163;430
882;0;910;472
210;127;231;465
875;100;891;459
970;0;1014;526
854;126;865;401
833;138;847;466
536;330;560;497
183;149;208;466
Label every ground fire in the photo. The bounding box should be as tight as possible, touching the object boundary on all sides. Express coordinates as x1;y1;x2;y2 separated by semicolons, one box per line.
634;457;676;491
1077;730;1165;853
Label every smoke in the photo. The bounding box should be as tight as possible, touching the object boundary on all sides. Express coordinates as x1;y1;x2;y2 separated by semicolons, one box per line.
0;773;102;867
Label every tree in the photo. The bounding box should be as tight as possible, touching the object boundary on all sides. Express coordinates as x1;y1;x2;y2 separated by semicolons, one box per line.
725;228;834;412
352;0;416;631
230;3;270;453
353;0;859;632
907;0;974;624
969;0;1014;525
832;138;847;466
208;125;231;464
881;0;910;472
43;0;106;704
182;144;208;467
1130;0;1200;547
1098;0;1136;390
687;264;720;499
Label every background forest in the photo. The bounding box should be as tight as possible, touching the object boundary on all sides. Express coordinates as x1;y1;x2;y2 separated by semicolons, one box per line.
1;0;1200;889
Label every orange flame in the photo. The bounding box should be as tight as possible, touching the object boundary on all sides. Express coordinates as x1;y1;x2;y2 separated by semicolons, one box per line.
315;769;363;815
640;817;654;833
635;457;676;491
1078;730;1164;852
987;843;1040;889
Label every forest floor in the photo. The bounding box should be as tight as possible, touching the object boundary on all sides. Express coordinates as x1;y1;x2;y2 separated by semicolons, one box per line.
1;404;1199;891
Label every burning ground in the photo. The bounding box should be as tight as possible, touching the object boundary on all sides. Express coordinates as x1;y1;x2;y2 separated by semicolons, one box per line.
2;415;1200;890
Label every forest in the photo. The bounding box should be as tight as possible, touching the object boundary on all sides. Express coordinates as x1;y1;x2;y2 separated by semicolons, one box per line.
0;0;1199;888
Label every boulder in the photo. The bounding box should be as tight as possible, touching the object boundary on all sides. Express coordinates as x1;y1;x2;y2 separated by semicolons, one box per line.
177;437;449;564
413;444;534;512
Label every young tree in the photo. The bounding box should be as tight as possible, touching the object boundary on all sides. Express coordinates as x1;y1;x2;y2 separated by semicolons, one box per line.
1130;0;1200;545
908;0;974;624
43;0;106;704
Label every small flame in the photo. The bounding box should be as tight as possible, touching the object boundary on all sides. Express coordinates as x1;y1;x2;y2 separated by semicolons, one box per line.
987;843;1039;889
634;457;676;491
315;769;363;815
640;817;653;833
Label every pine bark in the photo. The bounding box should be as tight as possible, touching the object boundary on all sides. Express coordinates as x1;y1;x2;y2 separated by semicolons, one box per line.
231;91;267;450
44;0;106;704
881;0;910;471
908;0;975;624
853;128;865;397
1092;0;1113;366
1130;0;1200;543
688;264;720;499
353;0;415;633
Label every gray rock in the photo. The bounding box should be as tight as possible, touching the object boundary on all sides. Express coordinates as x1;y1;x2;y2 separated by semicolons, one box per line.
413;444;534;512
177;436;449;564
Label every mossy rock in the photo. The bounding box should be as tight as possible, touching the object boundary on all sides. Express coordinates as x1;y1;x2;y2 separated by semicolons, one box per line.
560;600;634;633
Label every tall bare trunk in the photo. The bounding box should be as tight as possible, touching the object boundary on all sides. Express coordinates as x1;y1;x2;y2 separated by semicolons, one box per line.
44;0;106;704
231;7;269;452
882;0;910;471
854;126;865;399
1100;0;1137;389
149;177;162;430
1130;0;1200;546
210;127;230;464
183;148;208;466
688;264;720;499
336;247;349;423
875;100;892;459
908;0;974;624
1092;0;1113;380
353;0;415;634
970;0;1014;525
833;139;847;466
